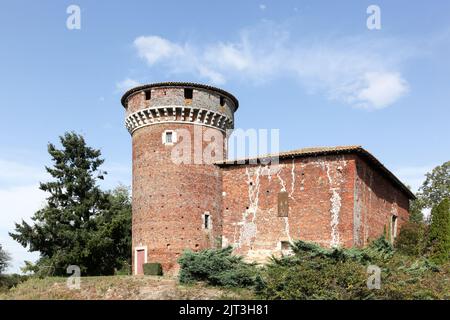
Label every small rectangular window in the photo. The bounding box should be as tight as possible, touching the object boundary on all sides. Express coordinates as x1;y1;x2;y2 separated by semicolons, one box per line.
220;96;225;106
184;88;193;99
278;191;289;217
391;215;398;241
145;90;151;100
204;214;210;229
165;131;173;144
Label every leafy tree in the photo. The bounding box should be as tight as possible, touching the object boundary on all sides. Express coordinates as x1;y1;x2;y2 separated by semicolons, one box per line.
0;244;10;274
428;198;450;264
10;132;131;276
417;161;449;210
85;185;132;275
409;198;425;223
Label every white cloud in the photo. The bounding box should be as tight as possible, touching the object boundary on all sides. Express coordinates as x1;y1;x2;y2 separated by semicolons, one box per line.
132;22;412;109
115;78;141;92
259;4;266;10
134;36;184;65
356;72;409;109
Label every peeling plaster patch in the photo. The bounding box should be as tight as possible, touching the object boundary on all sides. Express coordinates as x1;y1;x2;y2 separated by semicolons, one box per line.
262;163;279;180
353;176;363;246
235;166;263;248
246;166;262;223
325;158;348;247
283;217;293;243
274;161;295;243
329;189;342;247
276;165;287;192
222;235;229;248
239;221;257;246
289;158;296;200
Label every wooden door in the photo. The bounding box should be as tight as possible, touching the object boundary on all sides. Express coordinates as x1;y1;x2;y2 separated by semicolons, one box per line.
136;249;145;275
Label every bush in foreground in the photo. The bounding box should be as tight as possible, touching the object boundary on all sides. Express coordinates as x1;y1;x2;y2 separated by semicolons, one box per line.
143;263;163;276
177;239;448;299
0;274;29;292
178;247;259;288
257;238;448;300
395;221;427;256
428;198;450;264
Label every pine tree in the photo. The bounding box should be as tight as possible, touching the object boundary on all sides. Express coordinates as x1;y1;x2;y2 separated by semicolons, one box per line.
428;198;450;264
9;132;131;276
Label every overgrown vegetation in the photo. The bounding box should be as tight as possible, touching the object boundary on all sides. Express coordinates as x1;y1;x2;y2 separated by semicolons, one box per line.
257;238;448;300
178;238;449;300
143;263;163;276
178;247;260;288
9;132;132;276
428;198;450;264
0;274;29;293
395;222;427;256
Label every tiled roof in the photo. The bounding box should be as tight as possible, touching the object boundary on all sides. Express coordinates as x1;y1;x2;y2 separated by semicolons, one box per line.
120;82;239;110
216;145;415;199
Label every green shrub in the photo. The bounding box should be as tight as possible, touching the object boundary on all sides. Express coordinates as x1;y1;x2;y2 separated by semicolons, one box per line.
256;238;448;300
178;247;259;288
0;274;29;292
395;222;427;256
115;261;131;275
428;198;450;264
143;263;163;276
289;236;393;265
256;241;376;300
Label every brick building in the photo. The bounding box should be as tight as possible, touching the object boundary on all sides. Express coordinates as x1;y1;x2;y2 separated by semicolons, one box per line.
120;82;415;275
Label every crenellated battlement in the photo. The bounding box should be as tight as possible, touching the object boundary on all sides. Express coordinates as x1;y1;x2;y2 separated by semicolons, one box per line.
121;82;238;135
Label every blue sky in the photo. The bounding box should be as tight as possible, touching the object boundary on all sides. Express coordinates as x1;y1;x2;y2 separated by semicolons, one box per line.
0;1;449;273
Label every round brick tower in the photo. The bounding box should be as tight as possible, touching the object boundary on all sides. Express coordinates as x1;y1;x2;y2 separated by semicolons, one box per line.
120;82;238;274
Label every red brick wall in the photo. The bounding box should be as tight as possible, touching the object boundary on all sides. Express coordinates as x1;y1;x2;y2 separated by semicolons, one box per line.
354;156;410;246
221;154;410;262
131;123;224;274
221;155;357;263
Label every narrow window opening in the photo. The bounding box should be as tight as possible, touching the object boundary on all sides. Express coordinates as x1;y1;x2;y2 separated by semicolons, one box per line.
391;215;398;242
184;88;193;99
145;90;151;100
204;214;210;229
165;131;173;144
220;96;225;106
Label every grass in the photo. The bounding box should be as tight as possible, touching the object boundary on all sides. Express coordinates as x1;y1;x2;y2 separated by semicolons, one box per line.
0;275;255;300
